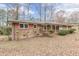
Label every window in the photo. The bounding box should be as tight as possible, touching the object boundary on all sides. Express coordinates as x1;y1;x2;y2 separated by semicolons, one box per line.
20;24;24;28
20;23;28;29
34;25;36;28
25;24;28;28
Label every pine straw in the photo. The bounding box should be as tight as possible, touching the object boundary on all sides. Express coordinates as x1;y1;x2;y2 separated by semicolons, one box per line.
0;32;79;56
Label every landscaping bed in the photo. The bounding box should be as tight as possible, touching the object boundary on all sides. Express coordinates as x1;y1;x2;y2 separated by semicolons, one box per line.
0;32;78;55
58;29;76;36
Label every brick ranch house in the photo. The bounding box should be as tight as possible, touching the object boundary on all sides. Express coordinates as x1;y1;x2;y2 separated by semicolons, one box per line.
8;20;73;40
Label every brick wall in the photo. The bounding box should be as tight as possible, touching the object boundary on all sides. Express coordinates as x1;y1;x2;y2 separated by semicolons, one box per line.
12;23;37;40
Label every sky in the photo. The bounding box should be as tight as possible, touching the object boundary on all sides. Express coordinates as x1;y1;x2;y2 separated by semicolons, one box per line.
1;3;79;26
1;3;79;13
1;3;79;11
1;3;79;20
55;3;79;12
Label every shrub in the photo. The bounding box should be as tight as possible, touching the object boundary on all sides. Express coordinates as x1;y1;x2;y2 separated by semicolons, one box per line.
48;30;54;34
0;27;12;35
58;30;68;36
68;29;76;34
8;36;12;41
58;29;76;36
0;30;3;35
4;27;12;35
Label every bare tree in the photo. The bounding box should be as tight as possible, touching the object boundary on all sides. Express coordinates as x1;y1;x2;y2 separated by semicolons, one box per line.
69;11;79;23
54;10;65;23
0;9;6;26
6;3;19;20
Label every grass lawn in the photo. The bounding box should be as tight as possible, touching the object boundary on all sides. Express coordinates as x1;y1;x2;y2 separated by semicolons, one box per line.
0;32;79;56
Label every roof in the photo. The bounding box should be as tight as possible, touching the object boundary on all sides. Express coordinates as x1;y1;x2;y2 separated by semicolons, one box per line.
8;20;73;26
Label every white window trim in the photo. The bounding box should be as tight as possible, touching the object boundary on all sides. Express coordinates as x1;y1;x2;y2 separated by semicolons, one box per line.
19;23;28;29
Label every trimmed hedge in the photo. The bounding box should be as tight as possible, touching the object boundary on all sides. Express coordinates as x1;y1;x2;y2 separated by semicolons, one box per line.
68;29;76;34
48;29;54;34
58;30;68;36
58;29;76;36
